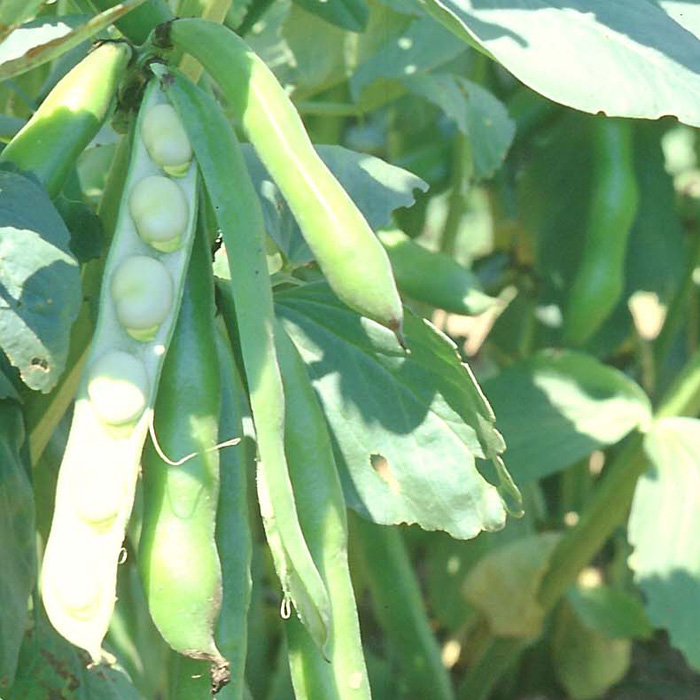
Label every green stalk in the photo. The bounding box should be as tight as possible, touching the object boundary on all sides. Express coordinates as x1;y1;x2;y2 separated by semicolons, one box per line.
653;226;700;373
440;132;473;258
352;516;455;700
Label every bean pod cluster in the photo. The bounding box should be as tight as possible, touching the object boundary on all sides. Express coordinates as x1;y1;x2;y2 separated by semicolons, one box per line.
41;80;198;662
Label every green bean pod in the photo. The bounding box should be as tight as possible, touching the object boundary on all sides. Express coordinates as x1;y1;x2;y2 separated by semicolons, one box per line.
562;119;639;346
156;19;404;335
138;217;229;688
377;229;496;316
0;41;131;197
41;79;198;662
214;327;253;700
275;322;371;700
157;64;331;652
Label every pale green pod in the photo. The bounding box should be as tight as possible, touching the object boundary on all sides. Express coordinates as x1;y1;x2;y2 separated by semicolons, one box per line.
41;78;199;663
111;255;174;341
87;350;149;426
129;175;189;252
141;102;193;176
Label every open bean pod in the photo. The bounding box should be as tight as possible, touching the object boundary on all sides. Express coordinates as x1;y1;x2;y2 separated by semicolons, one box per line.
40;78;198;662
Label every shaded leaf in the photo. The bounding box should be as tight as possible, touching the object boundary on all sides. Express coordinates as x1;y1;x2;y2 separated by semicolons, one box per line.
0;170;81;392
628;417;700;672
567;584;653;641
276;281;521;540
0;384;34;691
350;15;465;103
6;616;141;699
283;4;351;96
482;350;652;485
292;0;369;31
402;73;514;179
420;0;700;126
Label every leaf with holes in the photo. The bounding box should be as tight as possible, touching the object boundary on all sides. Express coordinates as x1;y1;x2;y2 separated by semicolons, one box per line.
275;281;521;540
0;169;81;392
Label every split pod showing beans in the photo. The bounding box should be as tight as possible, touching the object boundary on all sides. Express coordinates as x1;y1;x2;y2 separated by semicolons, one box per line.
155;19;405;338
40;78;198;662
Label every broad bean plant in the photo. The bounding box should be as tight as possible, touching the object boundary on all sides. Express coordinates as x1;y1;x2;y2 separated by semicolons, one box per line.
2;1;700;699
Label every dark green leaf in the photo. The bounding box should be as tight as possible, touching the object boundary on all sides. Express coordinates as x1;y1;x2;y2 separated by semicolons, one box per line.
483;351;652;485
0;384;34;691
55;169;104;264
349;16;465;103
0;170;81;392
292;0;368;32
402;73;514;179
275;281;521;539
242;144;427;264
628;417;700;672
567;584;653;641
7;615;141;699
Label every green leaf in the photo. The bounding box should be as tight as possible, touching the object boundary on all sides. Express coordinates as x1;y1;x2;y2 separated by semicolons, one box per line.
55;169;104;264
0;170;81;392
419;0;700;126
350;16;465;103
482;350;652;485
552;600;632;700
275;281;521;540
463;532;562;638
292;0;369;32
567;584;653;641
628;417;700;672
0;1;147;80
242;144;427;264
6;616;141;699
659;0;700;38
0;0;43;43
282;4;351;97
0;385;35;691
401;73;514;179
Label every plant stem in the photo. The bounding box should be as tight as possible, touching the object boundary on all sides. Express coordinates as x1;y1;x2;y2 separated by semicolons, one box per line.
440;132;473;258
352;516;455;700
653;226;700;372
